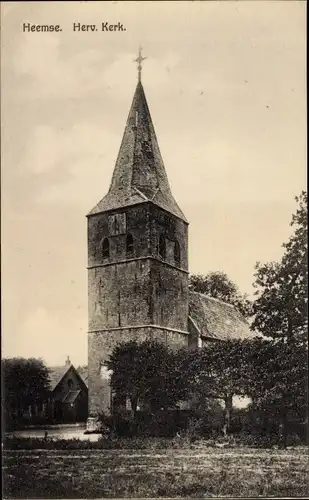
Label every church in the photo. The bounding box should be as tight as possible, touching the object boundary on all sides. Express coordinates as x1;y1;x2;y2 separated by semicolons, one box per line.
86;51;253;428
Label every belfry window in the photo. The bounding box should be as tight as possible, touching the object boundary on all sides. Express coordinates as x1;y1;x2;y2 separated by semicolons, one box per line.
174;240;181;266
102;238;110;259
126;233;134;256
159;234;166;260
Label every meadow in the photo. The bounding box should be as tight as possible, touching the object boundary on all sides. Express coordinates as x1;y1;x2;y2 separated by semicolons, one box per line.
3;440;308;498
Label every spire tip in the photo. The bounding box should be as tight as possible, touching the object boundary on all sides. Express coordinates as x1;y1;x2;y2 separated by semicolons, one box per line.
134;46;147;82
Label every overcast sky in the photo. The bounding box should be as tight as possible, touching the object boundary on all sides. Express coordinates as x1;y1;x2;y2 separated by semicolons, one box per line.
1;1;306;367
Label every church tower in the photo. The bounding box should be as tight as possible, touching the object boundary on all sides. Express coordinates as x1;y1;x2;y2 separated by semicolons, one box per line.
87;50;189;421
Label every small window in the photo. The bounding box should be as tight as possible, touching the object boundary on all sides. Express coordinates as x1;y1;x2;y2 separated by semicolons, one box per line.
102;238;110;259
126;233;134;256
68;379;73;389
158;235;166;260
174;240;181;266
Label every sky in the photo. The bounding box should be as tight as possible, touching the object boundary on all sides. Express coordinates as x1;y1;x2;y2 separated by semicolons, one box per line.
1;1;306;367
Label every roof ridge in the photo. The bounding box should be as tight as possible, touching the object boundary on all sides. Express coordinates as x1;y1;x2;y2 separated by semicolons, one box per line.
190;290;235;309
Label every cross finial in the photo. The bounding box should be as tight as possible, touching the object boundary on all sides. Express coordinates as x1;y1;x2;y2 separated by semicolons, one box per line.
134;46;147;82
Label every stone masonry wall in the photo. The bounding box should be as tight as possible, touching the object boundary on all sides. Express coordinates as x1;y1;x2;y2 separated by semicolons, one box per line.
87;202;189;416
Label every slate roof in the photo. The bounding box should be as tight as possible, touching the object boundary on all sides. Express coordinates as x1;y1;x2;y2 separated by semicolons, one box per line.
48;363;88;392
48;365;71;391
88;81;187;222
189;291;255;341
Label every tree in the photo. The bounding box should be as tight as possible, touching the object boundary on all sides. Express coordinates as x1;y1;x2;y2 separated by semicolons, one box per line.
252;191;307;345
244;338;307;446
2;357;51;425
250;192;308;444
190;271;252;317
184;340;249;432
105;340;186;415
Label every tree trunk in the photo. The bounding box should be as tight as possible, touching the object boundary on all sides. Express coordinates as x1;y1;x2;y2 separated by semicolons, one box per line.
224;394;233;434
279;413;288;448
131;396;138;419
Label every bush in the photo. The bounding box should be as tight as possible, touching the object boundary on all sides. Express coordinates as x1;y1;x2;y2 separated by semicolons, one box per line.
3;435;196;451
98;409;136;437
97;406;308;445
3;411;59;432
98;408;225;439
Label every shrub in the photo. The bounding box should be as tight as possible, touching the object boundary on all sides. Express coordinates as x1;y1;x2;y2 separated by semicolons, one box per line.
3;435;195;451
98;409;137;437
98;408;226;439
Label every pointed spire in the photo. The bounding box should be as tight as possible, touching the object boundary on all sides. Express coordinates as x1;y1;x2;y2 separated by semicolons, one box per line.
88;63;187;222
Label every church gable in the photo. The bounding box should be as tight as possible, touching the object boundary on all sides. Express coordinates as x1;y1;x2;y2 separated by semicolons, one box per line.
189;291;255;342
49;362;88;399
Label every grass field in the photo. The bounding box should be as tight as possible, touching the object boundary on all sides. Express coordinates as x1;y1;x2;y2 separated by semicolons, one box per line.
3;446;308;498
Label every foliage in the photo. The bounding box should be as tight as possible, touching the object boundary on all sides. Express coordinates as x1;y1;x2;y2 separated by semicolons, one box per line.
244;338;308;437
250;193;308;445
183;340;250;430
185;340;249;399
190;271;252;317
252;191;308;344
105;340;187;413
106;334;307;443
99;407;223;438
4;425;307;451
3;435;193;451
2;357;51;425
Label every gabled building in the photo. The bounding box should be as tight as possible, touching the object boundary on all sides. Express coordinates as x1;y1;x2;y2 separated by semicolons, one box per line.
48;357;88;423
86;51;255;428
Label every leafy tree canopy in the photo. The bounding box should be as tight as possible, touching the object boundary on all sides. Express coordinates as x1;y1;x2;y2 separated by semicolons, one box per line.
105;340;187;413
184;340;248;401
2;357;51;413
244;338;307;424
252;191;308;344
190;271;252;317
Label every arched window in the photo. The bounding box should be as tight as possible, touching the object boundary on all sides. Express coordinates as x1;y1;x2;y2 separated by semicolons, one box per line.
102;238;110;259
158;234;166;260
174;240;181;266
126;233;134;256
67;379;73;389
